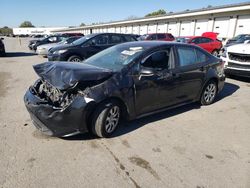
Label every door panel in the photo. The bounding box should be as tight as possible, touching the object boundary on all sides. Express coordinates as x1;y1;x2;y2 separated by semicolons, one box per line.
134;47;179;115
175;46;206;102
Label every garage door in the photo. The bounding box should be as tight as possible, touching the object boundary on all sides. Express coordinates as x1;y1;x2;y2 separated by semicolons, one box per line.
140;25;148;35
126;26;133;34
235;15;250;36
213;17;230;38
168;22;177;36
121;27;126;34
103;28;108;32
157;23;167;33
180;21;192;36
132;25;140;34
108;27;115;33
115;27;121;33
195;19;208;36
148;24;157;33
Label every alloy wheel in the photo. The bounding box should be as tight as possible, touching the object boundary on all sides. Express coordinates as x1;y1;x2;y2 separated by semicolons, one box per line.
105;106;120;133
71;58;81;62
204;83;216;103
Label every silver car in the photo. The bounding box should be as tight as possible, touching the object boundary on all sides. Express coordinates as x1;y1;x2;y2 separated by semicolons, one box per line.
37;36;82;57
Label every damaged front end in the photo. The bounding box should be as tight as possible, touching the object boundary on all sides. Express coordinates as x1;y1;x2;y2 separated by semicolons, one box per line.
24;79;94;137
24;62;113;137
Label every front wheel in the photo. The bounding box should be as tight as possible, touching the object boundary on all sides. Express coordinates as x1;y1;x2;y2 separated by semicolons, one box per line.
200;80;218;105
68;55;82;62
91;100;121;138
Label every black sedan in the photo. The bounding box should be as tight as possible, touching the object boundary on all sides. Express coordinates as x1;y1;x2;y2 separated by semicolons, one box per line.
47;33;137;62
0;37;6;56
24;41;225;137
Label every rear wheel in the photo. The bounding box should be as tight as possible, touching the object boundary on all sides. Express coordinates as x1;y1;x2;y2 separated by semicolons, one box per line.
200;80;217;105
91;100;121;138
68;55;82;62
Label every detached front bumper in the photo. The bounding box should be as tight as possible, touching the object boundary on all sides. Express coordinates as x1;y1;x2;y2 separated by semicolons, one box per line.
221;57;250;78
24;87;91;137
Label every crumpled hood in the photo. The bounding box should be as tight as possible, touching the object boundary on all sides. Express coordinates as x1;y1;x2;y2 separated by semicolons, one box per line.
33;62;113;90
227;43;250;54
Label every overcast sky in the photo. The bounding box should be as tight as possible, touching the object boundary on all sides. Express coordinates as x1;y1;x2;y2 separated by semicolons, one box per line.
0;0;248;28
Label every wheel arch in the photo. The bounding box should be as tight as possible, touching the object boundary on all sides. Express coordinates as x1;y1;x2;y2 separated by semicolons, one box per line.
85;96;129;131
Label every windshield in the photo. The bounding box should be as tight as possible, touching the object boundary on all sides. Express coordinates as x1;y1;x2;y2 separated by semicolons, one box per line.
84;44;146;71
237;35;250;42
72;34;96;45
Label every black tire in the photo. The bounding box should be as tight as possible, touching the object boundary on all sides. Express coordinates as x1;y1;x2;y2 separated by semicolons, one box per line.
200;80;218;105
91;100;121;138
68;55;82;62
212;50;219;57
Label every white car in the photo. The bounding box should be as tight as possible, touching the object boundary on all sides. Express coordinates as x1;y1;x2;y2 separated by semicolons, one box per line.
36;36;82;57
221;41;250;78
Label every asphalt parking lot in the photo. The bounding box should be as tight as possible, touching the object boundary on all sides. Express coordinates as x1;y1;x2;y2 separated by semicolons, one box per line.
0;37;250;188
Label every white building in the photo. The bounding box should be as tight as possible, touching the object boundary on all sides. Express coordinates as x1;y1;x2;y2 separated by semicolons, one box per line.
52;2;250;39
13;27;67;36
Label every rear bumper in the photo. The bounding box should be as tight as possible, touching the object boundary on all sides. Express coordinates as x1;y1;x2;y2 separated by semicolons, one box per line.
24;87;91;137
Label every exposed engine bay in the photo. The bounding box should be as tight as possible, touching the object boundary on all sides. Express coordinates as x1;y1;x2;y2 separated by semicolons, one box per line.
32;79;77;108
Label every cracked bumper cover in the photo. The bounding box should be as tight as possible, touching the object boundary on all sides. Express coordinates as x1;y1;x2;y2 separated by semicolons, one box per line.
24;87;92;137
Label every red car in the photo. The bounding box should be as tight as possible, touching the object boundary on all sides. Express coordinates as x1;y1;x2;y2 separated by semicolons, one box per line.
144;33;175;41
176;32;222;56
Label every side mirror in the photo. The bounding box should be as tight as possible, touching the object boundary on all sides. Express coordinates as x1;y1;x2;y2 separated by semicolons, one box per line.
244;40;250;44
90;41;96;46
139;67;155;79
1;38;4;40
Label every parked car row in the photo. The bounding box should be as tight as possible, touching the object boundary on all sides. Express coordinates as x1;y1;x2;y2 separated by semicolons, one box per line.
48;33;137;62
37;36;82;57
28;33;84;51
24;40;225;138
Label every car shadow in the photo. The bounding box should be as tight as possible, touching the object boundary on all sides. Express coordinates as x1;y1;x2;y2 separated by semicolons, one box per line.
63;81;239;141
215;82;240;102
5;52;37;57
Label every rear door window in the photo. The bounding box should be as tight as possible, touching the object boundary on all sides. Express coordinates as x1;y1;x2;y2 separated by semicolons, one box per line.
92;35;109;45
122;35;137;42
147;34;157;40
177;47;197;67
177;46;209;67
157;34;166;39
195;49;209;63
110;35;122;44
